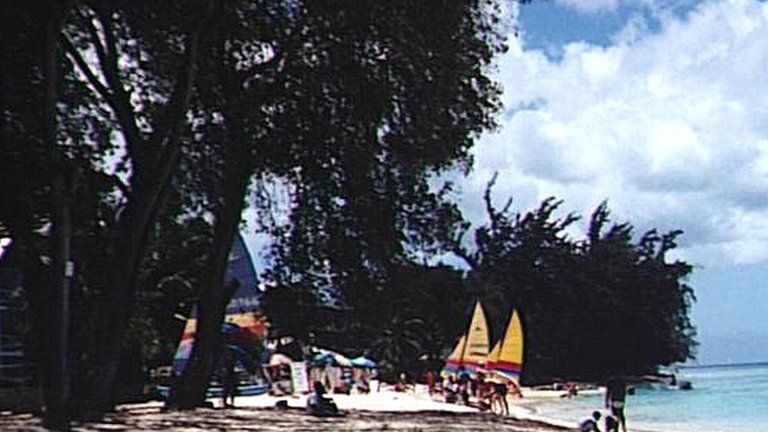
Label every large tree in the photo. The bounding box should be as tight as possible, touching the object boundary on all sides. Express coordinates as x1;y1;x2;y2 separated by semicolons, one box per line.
455;178;697;383
57;2;224;419
262;0;507;364
174;0;510;406
2;0;520;424
1;0;225;422
167;0;296;408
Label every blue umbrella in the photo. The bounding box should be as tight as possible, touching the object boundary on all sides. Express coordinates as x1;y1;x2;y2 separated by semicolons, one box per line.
311;348;353;367
350;356;378;368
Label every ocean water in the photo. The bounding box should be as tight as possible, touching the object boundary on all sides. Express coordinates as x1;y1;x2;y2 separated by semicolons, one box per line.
530;363;768;432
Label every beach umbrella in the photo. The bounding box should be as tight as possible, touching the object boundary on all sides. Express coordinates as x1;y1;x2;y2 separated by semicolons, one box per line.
310;351;333;365
222;321;262;348
331;352;353;367
312;348;353;367
350;356;378;368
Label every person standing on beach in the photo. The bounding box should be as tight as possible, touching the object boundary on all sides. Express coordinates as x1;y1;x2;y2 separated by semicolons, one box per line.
489;381;509;415
605;378;627;432
221;349;237;408
457;366;471;405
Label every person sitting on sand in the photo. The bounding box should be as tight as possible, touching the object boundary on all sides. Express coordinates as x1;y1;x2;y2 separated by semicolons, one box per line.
356;373;370;394
470;372;492;411
604;414;619;432
443;375;459;403
307;380;340;417
579;411;601;432
423;369;437;395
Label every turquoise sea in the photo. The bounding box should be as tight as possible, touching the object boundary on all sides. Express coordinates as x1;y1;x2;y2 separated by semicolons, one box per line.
531;363;768;432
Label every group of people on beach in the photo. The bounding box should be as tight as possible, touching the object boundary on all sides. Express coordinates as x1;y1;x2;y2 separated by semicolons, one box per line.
437;366;522;415
580;378;628;432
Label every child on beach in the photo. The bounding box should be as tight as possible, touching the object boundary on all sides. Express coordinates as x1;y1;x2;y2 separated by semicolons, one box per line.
604;414;619;432
307;380;340;417
579;411;601;432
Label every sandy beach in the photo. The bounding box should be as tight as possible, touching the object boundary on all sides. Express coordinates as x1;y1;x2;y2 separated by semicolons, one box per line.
1;390;575;431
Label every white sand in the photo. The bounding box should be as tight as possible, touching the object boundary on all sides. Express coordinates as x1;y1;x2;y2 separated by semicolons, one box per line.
219;388;575;429
0;390;576;431
229;390;478;412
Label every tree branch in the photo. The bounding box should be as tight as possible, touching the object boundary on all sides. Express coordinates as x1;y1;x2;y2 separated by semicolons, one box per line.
74;6;108;71
62;21;142;167
60;34;114;106
127;2;221;270
145;3;215;152
96;171;131;200
82;6;144;156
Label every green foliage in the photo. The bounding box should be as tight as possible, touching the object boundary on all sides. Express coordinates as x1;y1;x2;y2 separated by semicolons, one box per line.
460;181;697;383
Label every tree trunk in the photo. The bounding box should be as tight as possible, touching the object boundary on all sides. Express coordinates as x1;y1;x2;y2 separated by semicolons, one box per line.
42;4;72;430
71;5;219;418
44;173;73;431
73;66;195;422
168;132;252;409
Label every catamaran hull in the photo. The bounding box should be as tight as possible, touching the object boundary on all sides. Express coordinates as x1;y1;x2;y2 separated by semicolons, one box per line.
154;383;270;399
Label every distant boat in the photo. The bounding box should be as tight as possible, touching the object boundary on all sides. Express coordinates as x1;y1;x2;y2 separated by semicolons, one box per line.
486;309;524;383
647;365;694;391
442;301;490;375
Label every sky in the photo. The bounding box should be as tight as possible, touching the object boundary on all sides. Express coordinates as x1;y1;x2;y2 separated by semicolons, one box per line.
237;0;768;365
449;0;768;365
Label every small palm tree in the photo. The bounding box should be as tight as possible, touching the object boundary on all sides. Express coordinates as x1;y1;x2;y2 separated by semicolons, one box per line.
370;315;425;378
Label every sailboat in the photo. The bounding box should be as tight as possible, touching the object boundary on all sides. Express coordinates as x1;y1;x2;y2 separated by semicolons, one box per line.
442;301;490;375
158;233;270;398
486;309;524;382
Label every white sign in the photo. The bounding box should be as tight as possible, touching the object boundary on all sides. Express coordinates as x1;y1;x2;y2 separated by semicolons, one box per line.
65;261;75;277
290;361;310;394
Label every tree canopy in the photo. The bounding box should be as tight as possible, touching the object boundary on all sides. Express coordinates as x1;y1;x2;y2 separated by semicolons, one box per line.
264;174;697;382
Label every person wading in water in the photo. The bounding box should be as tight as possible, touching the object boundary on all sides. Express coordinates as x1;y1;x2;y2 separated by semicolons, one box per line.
605;377;628;432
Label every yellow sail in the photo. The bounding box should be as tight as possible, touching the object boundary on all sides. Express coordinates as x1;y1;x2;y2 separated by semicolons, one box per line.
486;340;501;368
463;302;490;367
442;301;489;374
492;309;524;380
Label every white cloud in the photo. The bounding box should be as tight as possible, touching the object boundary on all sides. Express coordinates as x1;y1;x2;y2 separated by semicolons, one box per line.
554;0;654;13
461;0;768;267
554;0;622;13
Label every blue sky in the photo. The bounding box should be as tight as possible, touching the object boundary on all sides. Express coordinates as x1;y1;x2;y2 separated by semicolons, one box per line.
240;0;768;366
463;0;768;365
